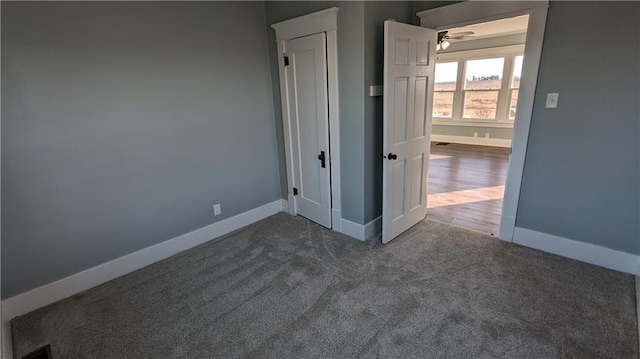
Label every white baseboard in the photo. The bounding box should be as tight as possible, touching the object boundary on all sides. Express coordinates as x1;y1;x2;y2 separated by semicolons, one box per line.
2;320;11;359
1;198;287;357
513;227;639;275
636;274;639;353
364;216;382;239
339;216;382;241
498;214;516;242
286;195;295;215
331;209;342;232
431;134;512;148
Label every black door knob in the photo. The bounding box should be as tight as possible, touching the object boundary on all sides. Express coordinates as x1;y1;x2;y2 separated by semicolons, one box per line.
388;153;397;160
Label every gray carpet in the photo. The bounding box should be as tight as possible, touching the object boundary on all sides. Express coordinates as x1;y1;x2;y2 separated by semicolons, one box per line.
11;213;638;358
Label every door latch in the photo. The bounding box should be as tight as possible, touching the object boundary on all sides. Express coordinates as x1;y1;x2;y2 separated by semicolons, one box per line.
318;151;326;168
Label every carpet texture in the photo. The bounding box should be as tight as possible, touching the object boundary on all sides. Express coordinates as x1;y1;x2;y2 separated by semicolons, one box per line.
11;213;639;358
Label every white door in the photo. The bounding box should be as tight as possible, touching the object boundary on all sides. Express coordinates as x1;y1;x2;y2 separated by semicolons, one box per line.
284;33;332;228
382;21;436;243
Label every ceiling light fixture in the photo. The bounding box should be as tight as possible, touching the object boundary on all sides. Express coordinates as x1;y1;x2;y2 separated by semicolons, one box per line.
437;31;450;52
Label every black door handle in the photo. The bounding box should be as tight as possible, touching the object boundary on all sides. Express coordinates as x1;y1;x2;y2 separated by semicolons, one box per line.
388;153;397;160
318;151;326;168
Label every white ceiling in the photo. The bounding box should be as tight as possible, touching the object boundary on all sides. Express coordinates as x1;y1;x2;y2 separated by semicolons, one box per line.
445;15;529;42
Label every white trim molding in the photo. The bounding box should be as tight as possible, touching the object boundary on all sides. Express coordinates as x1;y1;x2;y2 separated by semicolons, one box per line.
432;121;513;129
636;275;640;352
431;135;512;148
417;1;549;30
339;216;382;241
1;198;287;356
419;1;549;243
271;8;342;230
271;7;338;42
513;227;640;275
499;214;516;242
2;320;11;359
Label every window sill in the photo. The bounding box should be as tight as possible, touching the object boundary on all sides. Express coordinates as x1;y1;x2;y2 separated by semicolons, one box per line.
432;119;514;128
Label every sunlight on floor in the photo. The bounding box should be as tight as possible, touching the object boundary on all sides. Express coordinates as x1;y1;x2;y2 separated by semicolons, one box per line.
429;154;453;160
427;185;505;209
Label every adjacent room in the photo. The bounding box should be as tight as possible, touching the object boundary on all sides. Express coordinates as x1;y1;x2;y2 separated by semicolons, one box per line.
426;15;528;236
2;1;639;358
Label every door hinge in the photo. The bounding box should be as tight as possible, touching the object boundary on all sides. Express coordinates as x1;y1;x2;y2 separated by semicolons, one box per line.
283;55;290;67
293;187;298;196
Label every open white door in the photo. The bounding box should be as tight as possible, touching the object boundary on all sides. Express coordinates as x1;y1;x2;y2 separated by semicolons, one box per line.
284;33;332;228
382;21;436;243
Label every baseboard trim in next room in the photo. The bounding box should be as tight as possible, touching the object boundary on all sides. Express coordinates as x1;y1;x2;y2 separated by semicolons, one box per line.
430;134;512;148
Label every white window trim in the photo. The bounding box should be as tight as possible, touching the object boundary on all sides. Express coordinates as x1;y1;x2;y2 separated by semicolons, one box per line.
433;44;525;127
271;8;343;231
418;0;550;242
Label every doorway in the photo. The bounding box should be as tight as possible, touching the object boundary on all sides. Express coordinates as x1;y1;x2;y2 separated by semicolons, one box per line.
417;1;549;242
426;15;530;236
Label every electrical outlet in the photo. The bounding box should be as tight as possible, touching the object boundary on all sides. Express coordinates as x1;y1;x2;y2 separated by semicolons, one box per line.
473;132;478;138
546;93;559;108
213;204;221;216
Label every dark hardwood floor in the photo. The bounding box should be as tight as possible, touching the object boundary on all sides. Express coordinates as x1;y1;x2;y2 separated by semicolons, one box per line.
426;142;510;235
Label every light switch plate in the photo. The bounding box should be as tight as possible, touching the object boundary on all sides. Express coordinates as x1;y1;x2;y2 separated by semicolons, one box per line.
546;93;559;108
369;85;383;97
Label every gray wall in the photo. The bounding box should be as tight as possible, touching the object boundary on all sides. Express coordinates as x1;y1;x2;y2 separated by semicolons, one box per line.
411;0;461;24
264;1;414;225
363;1;414;223
516;1;639;255
413;1;639;255
1;1;282;298
265;1;367;224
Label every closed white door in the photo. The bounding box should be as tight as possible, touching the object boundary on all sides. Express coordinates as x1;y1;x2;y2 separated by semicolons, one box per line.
284;33;332;228
382;21;436;243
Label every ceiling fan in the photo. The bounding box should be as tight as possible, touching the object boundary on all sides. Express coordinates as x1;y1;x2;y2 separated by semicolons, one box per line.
437;30;476;50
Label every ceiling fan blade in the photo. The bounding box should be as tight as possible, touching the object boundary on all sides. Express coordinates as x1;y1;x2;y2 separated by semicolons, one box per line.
448;31;475;37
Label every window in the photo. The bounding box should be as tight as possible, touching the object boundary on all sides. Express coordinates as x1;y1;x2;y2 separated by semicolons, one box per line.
509;55;523;120
433;62;457;118
432;45;524;126
463;57;504;120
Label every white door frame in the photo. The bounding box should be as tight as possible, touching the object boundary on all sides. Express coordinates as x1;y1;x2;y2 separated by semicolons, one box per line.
271;8;342;230
417;0;549;242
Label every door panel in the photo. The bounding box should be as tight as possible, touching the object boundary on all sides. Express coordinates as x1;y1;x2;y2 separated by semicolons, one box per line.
394;38;410;65
284;33;332;228
392;77;409;144
382;21;436;243
391;161;407;220
413;77;428;139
